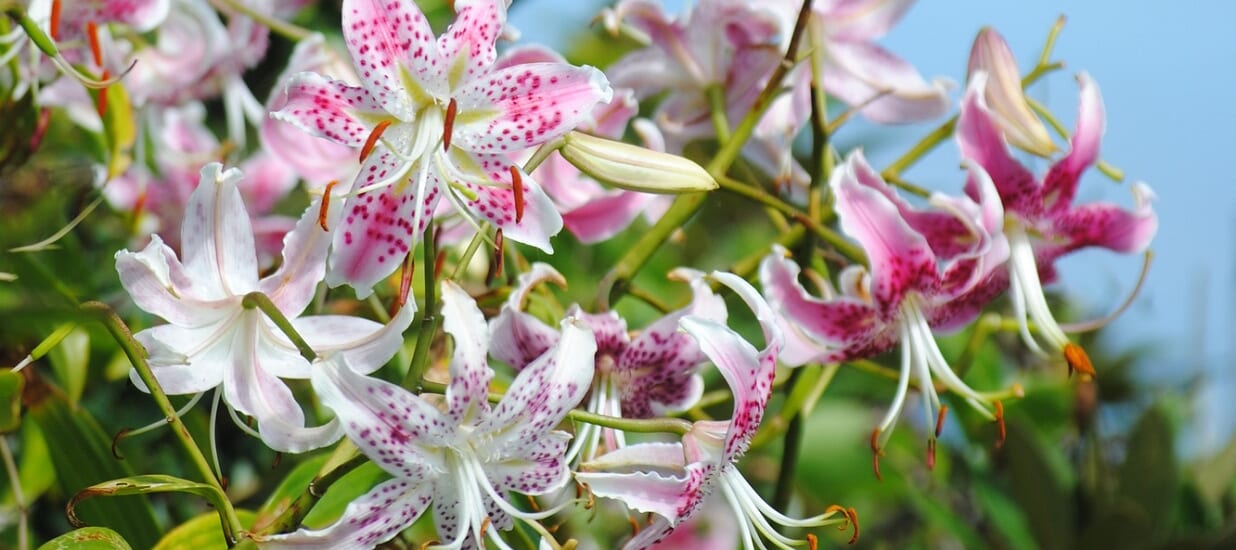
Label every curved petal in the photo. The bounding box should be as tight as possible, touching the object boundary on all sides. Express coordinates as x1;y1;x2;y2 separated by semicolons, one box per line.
258;478;432;549
259;193;337;315
341;0;437;120
680;315;772;463
452;63;613;153
822;41;949;124
450;153;563;253
311;355;448;477
1050;182;1158;254
820;0;915;41
488;263;565;370
956;74;1041;217
562;191;655;243
574;469;695;521
832;153;937;314
301;305;415;375
484;430;572;495
130;323;230;395
115;235;237;326
1042;72;1105;213
269;71;387;148
181;163;260;297
441;281;495;424
436;0;505;90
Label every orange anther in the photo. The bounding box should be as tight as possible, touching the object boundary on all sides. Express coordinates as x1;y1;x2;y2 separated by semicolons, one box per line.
359;120;393;163
418;539;440;550
318;180;337;231
392;255;414;318
1064;343;1095;379
869;428;883;481
86;21;102;66
433;249;446;279
846;507;860;544
627;514;640;535
806;533;818;550
935;405;948;438
480;517;491;535
50;0;62;41
509;166;524;223
443;98;457;152
95;69;110;117
994;401;1007;449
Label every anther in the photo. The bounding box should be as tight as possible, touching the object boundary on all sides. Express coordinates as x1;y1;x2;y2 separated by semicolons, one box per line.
393;255;414;318
443;98;457;152
627;514;640;535
994;401;1007;449
869;428;883;481
418;539;440;550
1063;343;1095;379
86;21;103;66
807;533;818;550
359;120;393;163
927;438;936;470
509;166;524;223
318;180;338;231
935;405;948;438
480;517;491;535
50;0;62;41
95;70;110;117
846;507;860;544
486;228;504;286
433;249;446;279
111;428;130;459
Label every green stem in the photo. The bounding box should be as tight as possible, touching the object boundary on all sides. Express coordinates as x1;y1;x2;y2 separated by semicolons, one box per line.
715;175;865;263
771;370;804;513
707;85;731;142
242;292;316;363
402;224;438;389
209;0;311;41
0;437;27;550
253;453;367;536
81;301;244;545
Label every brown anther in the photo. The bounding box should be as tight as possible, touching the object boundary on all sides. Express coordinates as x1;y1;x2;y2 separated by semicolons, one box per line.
50;0;63;41
318;181;338;231
869;428;883;481
433;249;446;279
359;120;393;163
392;255;414;318
418;539;440;550
935;405;948;438
846;507;860;544
111;428;130;460
443;98;457;151
86;21;103;66
509;166;524;223
806;533;818;550
927;438;937;470
486;228;505;286
480;517;491;535
627;514;640;535
220;476;229;491
1063;343;1095;379
994;401;1007;449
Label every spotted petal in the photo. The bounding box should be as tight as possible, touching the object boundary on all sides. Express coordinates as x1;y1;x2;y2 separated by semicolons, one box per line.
488;263;565;370
270;72;388;148
441;281;495;424
340;0;439;120
436;0;505;90
180;163;260;299
259;477;433;549
957;73;1041;217
451;152;562;253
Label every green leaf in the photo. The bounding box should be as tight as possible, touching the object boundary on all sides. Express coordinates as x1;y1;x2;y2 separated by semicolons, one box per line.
154;510;257;550
302;461;389;529
28;385;161;549
37;526;132;550
973;478;1037;550
1193;433;1236;506
1002;416;1075;550
1116;406;1177;539
100;83;135;179
69;474;230;526
252;454;327;529
47;325;89;406
0;370;24;433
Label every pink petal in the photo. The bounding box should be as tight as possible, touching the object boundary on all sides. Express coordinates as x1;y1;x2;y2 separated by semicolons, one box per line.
818;0;915;41
1042;73;1105;213
957;74;1041;217
562;191;656;243
341;0;439;120
1050;183;1158;254
823;40;949;124
326;152;432;298
574;470;695;521
180;163;260;297
435;0;504;90
832;152;937;313
452;63;613;154
440;281;496;424
488;263;565;370
850;150;977;259
451;153;562;252
270;72;387;148
311;355;449;476
259;478;432;549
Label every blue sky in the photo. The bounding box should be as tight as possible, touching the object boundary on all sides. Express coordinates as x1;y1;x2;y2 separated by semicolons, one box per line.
509;0;1236;452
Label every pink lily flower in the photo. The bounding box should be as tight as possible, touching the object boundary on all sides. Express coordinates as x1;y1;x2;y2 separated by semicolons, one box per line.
759;151;1013;472
488;263;726;461
271;0;612;297
114;162;413;453
261;281;596;549
957;72;1158;376
578;273;852;548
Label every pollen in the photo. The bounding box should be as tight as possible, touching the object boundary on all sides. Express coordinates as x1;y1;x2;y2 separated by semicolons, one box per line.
994;401;1007;449
318;180;337;231
509;166;525;223
935;405;948;438
50;0;62;41
1063;342;1095;379
359;120;393;163
443;98;458;151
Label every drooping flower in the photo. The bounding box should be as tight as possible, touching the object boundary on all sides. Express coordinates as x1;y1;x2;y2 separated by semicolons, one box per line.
115;162;413;453
260;281;596;549
956;71;1158;377
759;151;1014;472
577;272;853;548
271;0;612;296
488;263;726;461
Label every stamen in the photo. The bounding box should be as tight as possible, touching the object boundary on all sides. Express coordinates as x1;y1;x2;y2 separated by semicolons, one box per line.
525;493;541;512
1063;343;1095;379
86;21;102;66
846;507;860;544
926;438;936;470
822;505;860;544
509;166;524;223
111;428;130;459
392;255;414;317
994;401;1006;449
869;428;883;481
95;70;110;117
479;517;491;537
220;476;229;491
317;181;337;231
807;533;818;550
627;514;640;535
418;539;439;550
486;228;504;286
50;0;62;40
359;120;393;163
434;249;446;279
30;108;51;152
935;405;948;438
443;98;457;151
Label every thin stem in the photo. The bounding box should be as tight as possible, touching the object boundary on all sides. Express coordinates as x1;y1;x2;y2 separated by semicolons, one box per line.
707;85;732;142
242;292;316;363
715;175;865;263
402;224;438;389
253;452;368;536
771;369;804;514
209;0;311;41
449;224;489;280
0;437;27;550
80;301;243;545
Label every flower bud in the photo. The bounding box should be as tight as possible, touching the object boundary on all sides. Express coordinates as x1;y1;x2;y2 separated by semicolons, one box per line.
559;131;717;194
967;27;1057;157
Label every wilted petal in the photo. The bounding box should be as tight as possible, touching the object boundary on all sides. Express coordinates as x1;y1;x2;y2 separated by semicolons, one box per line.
451;63;613;154
259;478;432;549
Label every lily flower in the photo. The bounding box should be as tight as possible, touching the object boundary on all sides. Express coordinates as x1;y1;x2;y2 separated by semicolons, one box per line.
261;281;596;549
957;72;1158;377
271;0;612;297
115;162;413;453
966;27;1056;157
488;263;726;461
759;151;1013;472
578;272;853;548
